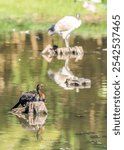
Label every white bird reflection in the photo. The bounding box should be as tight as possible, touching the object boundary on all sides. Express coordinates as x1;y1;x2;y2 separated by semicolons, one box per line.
48;58;91;92
41;45;91;92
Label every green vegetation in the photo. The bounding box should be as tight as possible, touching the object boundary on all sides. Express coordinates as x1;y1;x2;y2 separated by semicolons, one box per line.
0;0;106;36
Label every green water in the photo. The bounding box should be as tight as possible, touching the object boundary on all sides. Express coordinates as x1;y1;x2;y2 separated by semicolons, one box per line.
0;32;107;150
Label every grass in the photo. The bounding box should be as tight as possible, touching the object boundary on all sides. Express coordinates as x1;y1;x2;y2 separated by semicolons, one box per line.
0;0;107;37
0;0;106;18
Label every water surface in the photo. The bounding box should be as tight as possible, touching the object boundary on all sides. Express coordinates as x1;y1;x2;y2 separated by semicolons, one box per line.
0;32;107;150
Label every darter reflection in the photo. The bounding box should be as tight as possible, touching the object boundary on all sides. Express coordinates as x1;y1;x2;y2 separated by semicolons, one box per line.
10;110;47;139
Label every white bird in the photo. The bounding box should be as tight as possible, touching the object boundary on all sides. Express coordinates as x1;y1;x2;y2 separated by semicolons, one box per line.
48;14;82;47
83;1;97;13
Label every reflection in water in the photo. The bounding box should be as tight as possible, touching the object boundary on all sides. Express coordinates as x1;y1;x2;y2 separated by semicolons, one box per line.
47;52;91;92
16;113;47;131
12;112;47;140
41;44;91;92
0;32;107;150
